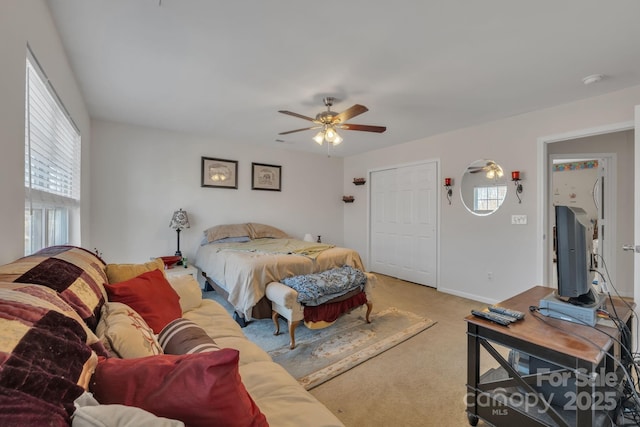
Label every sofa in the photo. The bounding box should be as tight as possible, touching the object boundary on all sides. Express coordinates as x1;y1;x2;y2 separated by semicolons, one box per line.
0;246;344;427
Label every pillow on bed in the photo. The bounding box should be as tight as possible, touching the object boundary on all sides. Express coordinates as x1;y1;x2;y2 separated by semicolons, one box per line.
200;235;251;245
203;223;252;244
247;223;289;239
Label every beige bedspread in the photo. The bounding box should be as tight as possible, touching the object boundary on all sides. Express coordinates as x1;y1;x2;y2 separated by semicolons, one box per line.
194;238;365;319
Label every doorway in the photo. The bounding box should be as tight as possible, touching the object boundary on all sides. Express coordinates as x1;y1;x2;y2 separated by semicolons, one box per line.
548;155;610;291
540;129;634;297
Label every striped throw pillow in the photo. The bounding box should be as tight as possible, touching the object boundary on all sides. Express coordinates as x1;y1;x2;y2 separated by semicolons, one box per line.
158;318;219;354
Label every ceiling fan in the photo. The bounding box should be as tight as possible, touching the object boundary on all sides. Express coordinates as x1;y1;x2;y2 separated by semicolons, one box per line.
278;97;386;146
468;161;504;179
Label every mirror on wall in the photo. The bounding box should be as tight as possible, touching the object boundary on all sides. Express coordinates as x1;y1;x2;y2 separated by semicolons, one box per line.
460;159;508;216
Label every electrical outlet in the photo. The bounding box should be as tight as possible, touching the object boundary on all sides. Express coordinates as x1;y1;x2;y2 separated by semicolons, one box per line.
512;215;527;225
487;271;493;280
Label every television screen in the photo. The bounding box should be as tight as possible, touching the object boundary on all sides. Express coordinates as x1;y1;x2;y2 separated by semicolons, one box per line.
555;205;595;305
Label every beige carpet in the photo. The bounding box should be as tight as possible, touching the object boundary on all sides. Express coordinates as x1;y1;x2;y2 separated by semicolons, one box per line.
308;274;490;427
203;290;435;390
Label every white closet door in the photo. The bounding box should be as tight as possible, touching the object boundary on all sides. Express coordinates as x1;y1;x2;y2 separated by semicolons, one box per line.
370;162;438;287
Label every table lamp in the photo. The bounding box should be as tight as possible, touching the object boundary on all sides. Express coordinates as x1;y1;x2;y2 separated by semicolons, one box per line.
169;208;190;262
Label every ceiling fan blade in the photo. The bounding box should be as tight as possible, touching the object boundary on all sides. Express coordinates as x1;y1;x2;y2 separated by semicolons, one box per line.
339;123;387;133
278;110;316;122
278;126;321;135
334;104;368;123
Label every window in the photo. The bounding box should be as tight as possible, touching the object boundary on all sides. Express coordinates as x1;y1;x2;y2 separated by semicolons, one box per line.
474;185;507;213
24;50;81;255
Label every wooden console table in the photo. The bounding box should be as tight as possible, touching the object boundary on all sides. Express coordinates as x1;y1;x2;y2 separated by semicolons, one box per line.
466;286;634;426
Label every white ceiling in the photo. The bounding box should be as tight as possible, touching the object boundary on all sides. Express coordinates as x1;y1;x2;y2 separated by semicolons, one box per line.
46;0;640;157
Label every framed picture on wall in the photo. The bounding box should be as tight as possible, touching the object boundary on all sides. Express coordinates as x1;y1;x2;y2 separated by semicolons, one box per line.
201;157;238;189
251;163;281;191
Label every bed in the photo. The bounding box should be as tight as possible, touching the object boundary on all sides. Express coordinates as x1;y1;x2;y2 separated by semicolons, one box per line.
194;223;366;322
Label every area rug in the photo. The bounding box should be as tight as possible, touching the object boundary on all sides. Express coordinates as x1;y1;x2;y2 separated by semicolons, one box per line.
204;291;436;390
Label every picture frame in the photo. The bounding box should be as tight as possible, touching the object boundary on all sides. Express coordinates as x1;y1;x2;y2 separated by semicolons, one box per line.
201;157;238;189
251;162;281;191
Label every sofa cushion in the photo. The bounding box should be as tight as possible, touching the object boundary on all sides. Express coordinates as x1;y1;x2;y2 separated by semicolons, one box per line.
239;361;344;427
104;269;182;334
96;302;163;358
0;286;98;424
182;299;272;365
0;245;108;330
158;318;219;354
105;258;165;284
90;349;268;427
167;274;203;312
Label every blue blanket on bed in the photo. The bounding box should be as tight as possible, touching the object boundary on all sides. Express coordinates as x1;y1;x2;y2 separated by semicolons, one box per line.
281;265;366;306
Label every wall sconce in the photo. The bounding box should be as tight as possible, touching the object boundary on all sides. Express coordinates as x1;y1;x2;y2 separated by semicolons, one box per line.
444;177;453;205
511;171;523;203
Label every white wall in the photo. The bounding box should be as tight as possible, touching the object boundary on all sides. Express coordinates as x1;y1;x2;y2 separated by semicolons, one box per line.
344;86;640;304
0;0;91;264
90;120;344;263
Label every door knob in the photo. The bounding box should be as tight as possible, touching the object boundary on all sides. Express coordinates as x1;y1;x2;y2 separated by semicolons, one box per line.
622;245;640;253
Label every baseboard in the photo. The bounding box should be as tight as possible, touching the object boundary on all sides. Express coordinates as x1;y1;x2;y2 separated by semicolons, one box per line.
437;287;498;305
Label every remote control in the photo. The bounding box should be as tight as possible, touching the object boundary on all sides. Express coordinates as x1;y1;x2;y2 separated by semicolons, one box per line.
488;305;525;320
471;309;514;326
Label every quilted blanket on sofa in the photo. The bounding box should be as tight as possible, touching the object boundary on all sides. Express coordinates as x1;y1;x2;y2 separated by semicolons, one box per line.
0;246;107;329
0;287;97;425
281;266;367;306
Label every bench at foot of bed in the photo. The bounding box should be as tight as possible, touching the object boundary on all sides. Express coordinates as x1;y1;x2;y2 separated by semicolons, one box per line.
265;281;373;349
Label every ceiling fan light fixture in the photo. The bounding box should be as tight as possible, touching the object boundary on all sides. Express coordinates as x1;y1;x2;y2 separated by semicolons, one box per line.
324;126;338;143
485;164;504;179
279;98;386;148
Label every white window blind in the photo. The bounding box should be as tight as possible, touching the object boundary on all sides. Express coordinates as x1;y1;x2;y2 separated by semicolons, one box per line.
25;50;81;254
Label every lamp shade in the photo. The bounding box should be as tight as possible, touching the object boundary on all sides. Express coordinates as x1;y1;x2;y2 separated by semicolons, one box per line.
170;209;190;230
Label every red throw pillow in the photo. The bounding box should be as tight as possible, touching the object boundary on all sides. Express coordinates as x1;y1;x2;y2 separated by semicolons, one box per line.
90;349;268;427
104;269;181;333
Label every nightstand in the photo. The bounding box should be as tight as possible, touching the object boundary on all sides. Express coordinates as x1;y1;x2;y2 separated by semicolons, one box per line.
164;264;197;278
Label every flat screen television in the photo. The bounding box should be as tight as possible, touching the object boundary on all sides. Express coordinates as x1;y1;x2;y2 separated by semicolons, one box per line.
554;205;596;305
